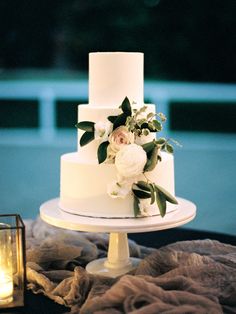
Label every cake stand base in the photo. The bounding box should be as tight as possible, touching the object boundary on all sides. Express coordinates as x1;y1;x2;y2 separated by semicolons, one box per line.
40;197;196;278
86;232;141;277
86;257;141;277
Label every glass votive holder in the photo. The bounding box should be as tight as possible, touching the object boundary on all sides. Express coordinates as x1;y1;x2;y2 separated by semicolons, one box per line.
0;214;26;309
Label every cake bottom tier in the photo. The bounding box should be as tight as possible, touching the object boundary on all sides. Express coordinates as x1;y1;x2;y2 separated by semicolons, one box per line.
59;152;178;218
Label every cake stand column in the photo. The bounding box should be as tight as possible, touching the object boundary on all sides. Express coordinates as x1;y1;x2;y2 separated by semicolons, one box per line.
86;232;141;278
105;233;131;268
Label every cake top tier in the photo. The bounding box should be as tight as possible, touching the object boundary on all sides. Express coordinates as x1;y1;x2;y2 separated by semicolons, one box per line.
89;52;143;106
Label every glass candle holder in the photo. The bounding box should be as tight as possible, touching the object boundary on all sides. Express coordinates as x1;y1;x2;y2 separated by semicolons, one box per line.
0;214;26;309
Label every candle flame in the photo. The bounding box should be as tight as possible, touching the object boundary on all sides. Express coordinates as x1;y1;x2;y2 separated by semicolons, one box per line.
0;271;5;279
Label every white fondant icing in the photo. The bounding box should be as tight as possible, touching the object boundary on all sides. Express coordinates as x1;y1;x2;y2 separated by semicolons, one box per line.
89;52;143;106
59;152;176;218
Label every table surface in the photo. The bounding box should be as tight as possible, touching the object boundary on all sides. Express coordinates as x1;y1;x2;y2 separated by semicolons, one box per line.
1;228;236;314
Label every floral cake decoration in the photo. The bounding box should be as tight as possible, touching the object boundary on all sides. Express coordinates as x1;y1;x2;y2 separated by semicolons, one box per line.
76;97;178;217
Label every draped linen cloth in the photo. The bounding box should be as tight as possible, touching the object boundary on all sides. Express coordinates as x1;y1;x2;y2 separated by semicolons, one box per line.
25;218;236;314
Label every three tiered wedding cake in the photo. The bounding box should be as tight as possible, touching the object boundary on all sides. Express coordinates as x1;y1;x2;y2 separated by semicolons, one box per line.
59;52;178;218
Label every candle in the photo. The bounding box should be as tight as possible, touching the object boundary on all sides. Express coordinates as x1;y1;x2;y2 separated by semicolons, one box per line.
0;223;13;305
0;272;13;304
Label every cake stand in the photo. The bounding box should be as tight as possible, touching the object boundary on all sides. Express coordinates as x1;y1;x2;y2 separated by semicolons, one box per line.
40;197;196;278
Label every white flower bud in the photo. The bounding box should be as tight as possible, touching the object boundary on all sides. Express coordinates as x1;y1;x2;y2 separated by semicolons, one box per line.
95;121;113;142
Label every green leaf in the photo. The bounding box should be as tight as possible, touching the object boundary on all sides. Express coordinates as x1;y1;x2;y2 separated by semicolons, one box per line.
121;97;132;116
157;112;166;122
156;137;166;145
136;181;151;192
165;143;174;154
107;115;117;124
125;116;133;128
97;141;109;164
148;122;156;131
80;131;95;147
152;120;162;131
75;121;95;132
138;119;147;128
144;145;159;172
140;122;148;129
142;129;150;136
155;189;167;217
139;106;148;113
133;196;140;217
149;184;155;205
113;113;128;129
142;141;156;154
132;189;151;199
147;112;155;120
155;184;178;205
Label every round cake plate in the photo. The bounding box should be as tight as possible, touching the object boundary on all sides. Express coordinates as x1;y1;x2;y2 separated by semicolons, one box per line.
40;197;196;278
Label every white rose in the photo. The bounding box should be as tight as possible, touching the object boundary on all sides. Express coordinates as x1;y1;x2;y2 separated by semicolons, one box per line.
107;181;131;199
115;144;147;178
95;121;113;142
109;126;134;154
137;199;151;217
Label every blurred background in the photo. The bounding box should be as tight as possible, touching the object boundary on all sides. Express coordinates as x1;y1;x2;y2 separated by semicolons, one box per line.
0;0;235;235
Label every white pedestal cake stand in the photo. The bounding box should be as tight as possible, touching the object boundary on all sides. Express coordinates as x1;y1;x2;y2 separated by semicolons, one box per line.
40;197;196;278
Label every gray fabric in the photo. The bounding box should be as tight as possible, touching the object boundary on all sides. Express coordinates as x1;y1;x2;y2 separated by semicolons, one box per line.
26;218;236;313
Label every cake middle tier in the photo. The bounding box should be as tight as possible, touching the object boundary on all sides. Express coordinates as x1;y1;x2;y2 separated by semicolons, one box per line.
59;151;177;218
77;104;156;160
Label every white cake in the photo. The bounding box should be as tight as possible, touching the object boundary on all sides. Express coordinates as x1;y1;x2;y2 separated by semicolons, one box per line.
59;52;178;218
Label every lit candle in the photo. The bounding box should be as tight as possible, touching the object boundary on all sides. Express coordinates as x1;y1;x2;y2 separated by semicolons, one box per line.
0;223;13;305
0;272;13;304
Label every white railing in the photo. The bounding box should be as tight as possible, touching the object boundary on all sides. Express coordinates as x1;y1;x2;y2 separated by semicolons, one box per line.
0;80;236;139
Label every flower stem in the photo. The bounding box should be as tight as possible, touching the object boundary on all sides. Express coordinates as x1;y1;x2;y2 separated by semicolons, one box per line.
143;172;150;183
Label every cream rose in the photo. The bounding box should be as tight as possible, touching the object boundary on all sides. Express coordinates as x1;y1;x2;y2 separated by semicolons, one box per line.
94;121;113;142
115;144;147;178
108;126;134;154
